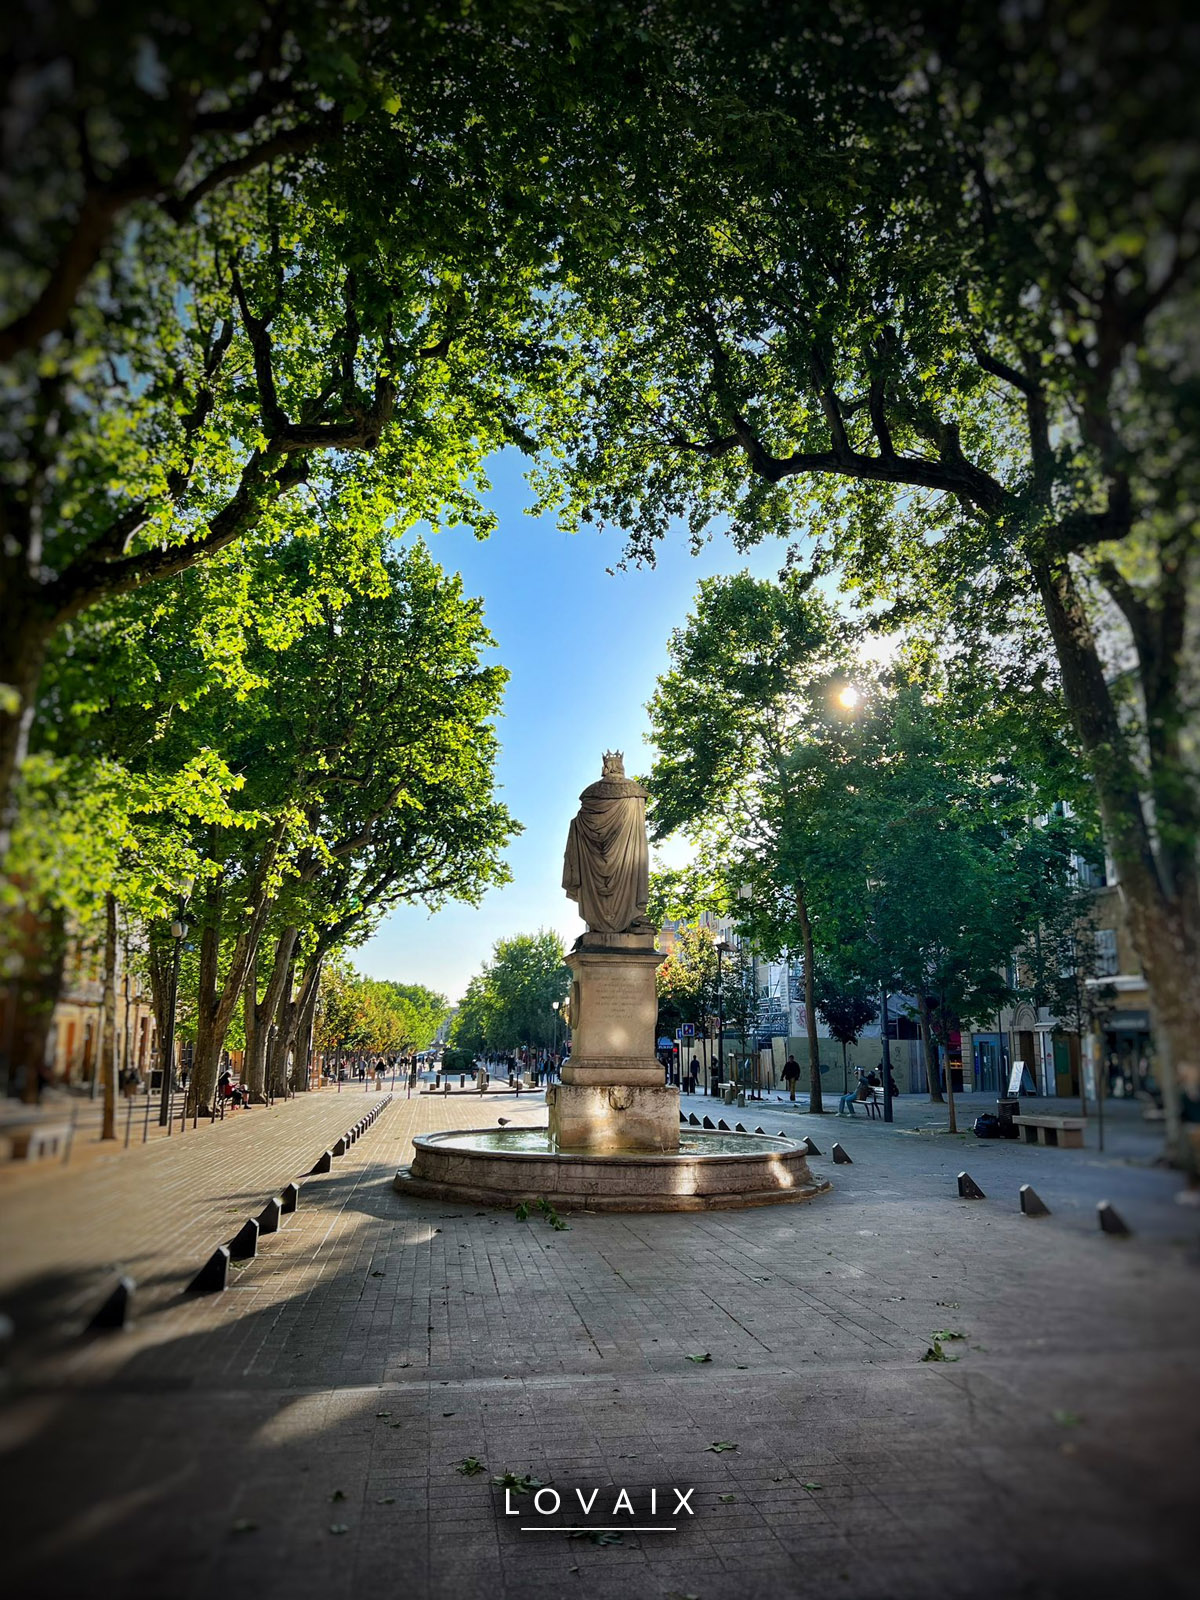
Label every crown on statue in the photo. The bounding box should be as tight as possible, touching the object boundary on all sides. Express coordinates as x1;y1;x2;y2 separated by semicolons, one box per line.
601;750;626;777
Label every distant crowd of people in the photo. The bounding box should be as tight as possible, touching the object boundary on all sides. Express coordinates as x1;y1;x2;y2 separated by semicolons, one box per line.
474;1049;565;1087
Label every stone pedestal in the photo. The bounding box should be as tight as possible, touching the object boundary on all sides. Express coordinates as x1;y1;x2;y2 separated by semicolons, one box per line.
548;1082;679;1153
549;930;679;1153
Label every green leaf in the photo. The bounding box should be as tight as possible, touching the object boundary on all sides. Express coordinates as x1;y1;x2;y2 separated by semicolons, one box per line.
921;1341;959;1363
491;1471;546;1493
685;1352;712;1363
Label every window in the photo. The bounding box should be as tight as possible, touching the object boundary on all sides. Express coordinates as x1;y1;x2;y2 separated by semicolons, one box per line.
1095;929;1119;977
1075;854;1108;889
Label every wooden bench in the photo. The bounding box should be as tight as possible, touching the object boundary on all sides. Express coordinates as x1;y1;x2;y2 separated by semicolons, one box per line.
4;1120;71;1161
1012;1115;1086;1149
844;1088;882;1119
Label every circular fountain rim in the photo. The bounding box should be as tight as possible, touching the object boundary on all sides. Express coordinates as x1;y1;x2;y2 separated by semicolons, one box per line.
411;1124;805;1163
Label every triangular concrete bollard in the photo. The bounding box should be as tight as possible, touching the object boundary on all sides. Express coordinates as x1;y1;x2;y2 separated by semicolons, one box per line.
310;1150;332;1174
957;1172;986;1199
257;1196;282;1234
1098;1200;1131;1236
832;1142;852;1164
332;1137;347;1157
281;1182;300;1213
688;1113;700;1126
803;1136;821;1156
754;1126;765;1135
1020;1184;1050;1217
189;1246;230;1294
735;1122;746;1132
717;1119;730;1131
702;1116;716;1130
87;1275;135;1331
228;1218;259;1260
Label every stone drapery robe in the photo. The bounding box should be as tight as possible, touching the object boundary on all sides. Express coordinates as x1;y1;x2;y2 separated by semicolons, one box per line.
562;774;650;934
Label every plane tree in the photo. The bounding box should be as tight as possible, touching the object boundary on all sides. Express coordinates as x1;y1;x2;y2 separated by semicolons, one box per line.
541;1;1200;1153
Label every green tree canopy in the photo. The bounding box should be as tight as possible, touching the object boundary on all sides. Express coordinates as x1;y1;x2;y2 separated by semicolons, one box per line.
533;0;1200;1145
450;931;571;1055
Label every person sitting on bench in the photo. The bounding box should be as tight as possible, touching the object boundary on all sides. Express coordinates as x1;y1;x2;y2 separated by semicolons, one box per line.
838;1069;872;1116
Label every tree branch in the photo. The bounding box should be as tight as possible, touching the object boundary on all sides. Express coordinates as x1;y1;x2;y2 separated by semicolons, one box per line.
49;451;309;621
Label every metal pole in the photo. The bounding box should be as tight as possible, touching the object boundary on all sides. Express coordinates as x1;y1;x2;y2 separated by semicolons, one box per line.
881;983;893;1123
716;943;724;1098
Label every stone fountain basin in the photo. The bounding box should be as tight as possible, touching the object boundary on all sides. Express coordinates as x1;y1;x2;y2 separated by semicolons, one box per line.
393;1126;831;1213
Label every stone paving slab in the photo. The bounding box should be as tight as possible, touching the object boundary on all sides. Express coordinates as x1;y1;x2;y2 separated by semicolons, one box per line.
0;1084;415;1342
3;1090;1199;1599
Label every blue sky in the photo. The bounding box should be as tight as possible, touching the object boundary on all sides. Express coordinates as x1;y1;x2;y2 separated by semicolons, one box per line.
355;451;804;1001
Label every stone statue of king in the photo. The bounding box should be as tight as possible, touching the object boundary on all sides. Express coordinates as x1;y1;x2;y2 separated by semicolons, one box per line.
561;751;652;936
550;752;678;1154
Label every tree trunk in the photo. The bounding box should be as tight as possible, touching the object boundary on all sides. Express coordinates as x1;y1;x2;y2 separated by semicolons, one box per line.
0;601;54;858
1034;554;1200;1168
291;967;321;1092
2;904;68;1101
187;823;287;1114
146;923;174;1083
267;958;296;1098
99;892;118;1140
244;928;299;1102
191;902;222;1114
917;993;943;1103
243;954;260;1100
795;881;823;1112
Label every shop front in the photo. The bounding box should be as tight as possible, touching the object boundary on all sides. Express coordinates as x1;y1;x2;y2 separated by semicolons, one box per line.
1103;1009;1157;1101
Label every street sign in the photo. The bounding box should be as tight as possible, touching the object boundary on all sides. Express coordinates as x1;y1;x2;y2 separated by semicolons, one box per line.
658;1036;674;1050
681;1023;696;1038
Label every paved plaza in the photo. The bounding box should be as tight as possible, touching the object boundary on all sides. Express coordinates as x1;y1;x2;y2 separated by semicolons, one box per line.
2;1085;1199;1600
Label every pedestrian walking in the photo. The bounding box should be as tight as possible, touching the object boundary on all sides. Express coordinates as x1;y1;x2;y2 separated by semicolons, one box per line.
782;1055;802;1101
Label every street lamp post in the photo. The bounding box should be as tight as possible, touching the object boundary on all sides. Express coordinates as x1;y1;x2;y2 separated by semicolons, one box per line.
880;982;894;1124
715;939;731;1098
866;877;894;1124
551;999;560;1074
157;916;186;1127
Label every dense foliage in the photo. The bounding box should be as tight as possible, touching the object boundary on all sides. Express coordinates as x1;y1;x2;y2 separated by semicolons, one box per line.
450;931;570;1056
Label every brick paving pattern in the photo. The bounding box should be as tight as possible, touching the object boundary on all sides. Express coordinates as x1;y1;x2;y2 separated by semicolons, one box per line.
2;1088;1198;1599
